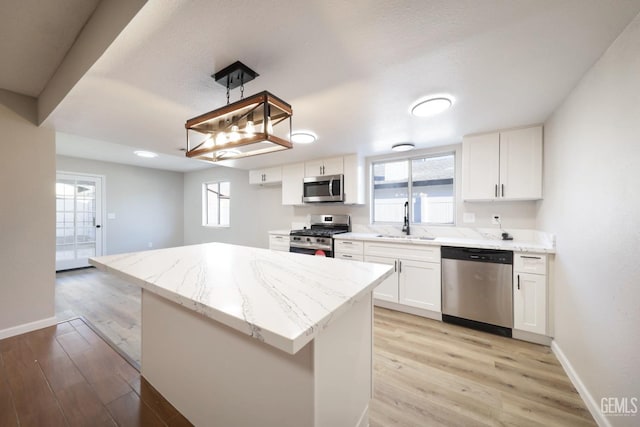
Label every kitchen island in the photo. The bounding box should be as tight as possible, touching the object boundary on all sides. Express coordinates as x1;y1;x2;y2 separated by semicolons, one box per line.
90;242;393;427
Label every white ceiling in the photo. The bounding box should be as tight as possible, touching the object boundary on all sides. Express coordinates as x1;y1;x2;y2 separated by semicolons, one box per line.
4;1;640;172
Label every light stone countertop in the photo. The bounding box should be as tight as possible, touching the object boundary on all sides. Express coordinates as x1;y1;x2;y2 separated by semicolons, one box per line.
89;242;393;355
268;229;291;236
334;232;555;254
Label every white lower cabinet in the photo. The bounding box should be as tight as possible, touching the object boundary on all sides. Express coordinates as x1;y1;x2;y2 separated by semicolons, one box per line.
334;239;364;262
269;235;290;252
364;242;441;312
513;254;547;335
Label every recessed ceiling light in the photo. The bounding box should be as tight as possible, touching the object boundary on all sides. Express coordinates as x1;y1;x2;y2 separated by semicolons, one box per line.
410;96;453;117
391;143;415;152
291;131;317;144
134;150;158;158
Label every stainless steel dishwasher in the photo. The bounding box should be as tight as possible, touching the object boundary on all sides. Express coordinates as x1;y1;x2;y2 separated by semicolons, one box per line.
441;246;513;337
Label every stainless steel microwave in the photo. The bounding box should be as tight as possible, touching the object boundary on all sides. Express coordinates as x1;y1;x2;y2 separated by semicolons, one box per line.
303;174;344;203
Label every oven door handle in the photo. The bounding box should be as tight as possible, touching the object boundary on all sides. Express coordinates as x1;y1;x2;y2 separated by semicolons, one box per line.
329;178;334;197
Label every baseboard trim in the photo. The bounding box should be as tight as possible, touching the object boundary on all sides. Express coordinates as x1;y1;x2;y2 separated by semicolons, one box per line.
373;300;442;321
0;316;58;340
551;340;609;427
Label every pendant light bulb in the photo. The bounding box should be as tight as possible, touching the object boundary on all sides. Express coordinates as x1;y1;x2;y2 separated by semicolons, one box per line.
230;125;240;142
245;120;255;136
266;118;274;134
216;132;227;145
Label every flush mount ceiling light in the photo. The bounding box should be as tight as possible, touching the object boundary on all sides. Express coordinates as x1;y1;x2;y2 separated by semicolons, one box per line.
391;143;415;152
291;130;317;144
134;150;158;158
410;96;453;117
185;61;293;163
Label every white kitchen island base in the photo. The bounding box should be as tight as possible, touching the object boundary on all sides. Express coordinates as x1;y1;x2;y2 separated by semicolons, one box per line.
142;290;373;427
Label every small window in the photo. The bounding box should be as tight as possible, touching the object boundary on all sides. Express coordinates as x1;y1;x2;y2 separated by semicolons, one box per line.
203;181;230;226
372;153;455;225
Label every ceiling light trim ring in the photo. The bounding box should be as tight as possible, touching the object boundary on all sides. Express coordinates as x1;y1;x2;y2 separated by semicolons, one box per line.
410;96;453;117
391;143;415;152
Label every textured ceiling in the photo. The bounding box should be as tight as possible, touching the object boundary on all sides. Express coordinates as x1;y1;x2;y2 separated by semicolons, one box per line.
5;1;640;171
0;0;99;97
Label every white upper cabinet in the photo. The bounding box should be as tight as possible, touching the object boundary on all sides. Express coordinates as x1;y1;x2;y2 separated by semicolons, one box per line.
249;166;282;185
462;132;500;200
462;125;542;201
343;154;365;205
281;163;305;205
305;156;343;177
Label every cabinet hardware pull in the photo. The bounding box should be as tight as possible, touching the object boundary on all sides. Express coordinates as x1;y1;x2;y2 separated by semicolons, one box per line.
517;274;520;290
398;260;402;273
344;254;352;258
394;260;397;272
495;184;498;197
343;241;352;244
520;255;542;259
501;184;504;197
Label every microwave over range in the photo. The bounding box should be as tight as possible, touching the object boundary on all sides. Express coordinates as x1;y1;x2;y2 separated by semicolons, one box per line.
303;174;344;203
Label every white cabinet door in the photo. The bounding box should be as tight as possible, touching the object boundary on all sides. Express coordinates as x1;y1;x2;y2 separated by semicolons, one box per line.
281;163;305;205
462;132;500;200
398;259;441;312
249;167;282;184
499;126;542;200
343;154;364;204
365;255;398;303
269;235;290;252
514;272;546;334
305;157;344;176
322;157;344;175
249;169;264;184
305;160;325;177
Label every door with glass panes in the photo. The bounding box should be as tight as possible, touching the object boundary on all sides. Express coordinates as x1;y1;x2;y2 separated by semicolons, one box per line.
55;173;103;271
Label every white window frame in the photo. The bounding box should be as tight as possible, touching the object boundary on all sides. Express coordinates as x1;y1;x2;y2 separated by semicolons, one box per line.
370;151;456;226
202;181;230;227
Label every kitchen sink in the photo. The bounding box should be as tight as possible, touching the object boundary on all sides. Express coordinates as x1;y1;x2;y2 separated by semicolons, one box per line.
376;234;436;241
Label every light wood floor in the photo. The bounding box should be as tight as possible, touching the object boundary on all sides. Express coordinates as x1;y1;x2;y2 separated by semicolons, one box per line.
56;268;595;426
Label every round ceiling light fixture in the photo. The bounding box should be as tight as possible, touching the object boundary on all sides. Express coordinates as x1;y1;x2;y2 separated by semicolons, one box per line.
134;150;159;158
410;96;453;117
291;130;317;144
391;143;415;152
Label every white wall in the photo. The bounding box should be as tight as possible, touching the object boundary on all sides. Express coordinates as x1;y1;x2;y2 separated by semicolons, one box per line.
537;14;640;427
183;165;291;248
57;155;184;254
0;103;56;334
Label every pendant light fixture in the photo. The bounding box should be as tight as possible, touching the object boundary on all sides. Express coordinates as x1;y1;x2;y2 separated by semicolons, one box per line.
185;61;293;162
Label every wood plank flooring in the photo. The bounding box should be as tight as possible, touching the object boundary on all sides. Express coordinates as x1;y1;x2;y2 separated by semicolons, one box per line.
55;268;596;426
0;318;191;426
56;268;142;366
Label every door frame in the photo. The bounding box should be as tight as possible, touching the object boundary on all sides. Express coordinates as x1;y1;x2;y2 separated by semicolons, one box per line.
56;171;107;269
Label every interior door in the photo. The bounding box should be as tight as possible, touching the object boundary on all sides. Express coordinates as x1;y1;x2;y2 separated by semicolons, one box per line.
55;173;103;271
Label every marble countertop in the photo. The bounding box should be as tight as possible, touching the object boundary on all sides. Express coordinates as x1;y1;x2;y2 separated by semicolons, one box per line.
89;243;393;355
334;232;555;254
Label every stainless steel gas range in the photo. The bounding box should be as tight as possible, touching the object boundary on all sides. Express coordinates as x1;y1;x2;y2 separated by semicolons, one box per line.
289;214;350;257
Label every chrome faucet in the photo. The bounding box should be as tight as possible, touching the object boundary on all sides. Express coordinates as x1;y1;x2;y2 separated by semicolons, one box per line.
402;201;410;235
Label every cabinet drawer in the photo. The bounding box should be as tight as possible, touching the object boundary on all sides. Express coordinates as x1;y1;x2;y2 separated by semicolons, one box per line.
334;239;364;255
269;235;290;251
335;252;363;262
364;241;440;263
514;253;547;275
